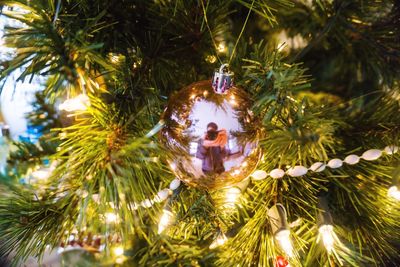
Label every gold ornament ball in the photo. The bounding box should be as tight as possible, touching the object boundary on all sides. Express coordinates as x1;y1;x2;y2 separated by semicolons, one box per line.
161;80;261;190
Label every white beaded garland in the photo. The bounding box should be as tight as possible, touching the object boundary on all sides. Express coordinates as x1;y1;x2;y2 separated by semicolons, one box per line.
169;178;181;190
154;189;171;203
141;199;153;208
250;144;399;184
269;169;285;179
328;158;343;169
251;170;268;180
287;166;308;177
361;149;382;161
384;145;398;155
309;162;326;172
344;154;360;165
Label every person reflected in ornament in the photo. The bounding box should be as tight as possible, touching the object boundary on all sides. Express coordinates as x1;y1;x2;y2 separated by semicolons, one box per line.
196;122;228;175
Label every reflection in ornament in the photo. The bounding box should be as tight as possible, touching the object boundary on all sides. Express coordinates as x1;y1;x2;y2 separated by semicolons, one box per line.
161;80;260;190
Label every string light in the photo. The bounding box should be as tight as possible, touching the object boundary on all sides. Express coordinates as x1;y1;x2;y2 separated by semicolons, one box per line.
318;225;336;253
113;246;124;257
209;232;228;249
217;42;226;53
105;212;119;224
268;204;294;257
31;168;51;180
224;187;241;208
59;94;90;112
158;209;174;234
275;229;294;258
388;185;400;201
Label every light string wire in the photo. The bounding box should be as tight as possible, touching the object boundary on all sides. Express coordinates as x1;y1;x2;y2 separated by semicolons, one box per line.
229;0;255;64
200;0;223;65
200;0;256;65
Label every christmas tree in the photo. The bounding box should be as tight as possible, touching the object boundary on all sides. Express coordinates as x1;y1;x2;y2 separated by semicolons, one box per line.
0;0;399;266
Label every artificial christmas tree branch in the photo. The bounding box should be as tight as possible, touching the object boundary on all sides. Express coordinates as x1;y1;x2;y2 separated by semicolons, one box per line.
0;0;399;266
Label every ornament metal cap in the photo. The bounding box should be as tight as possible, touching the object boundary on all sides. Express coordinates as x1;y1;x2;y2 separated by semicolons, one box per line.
212;63;234;94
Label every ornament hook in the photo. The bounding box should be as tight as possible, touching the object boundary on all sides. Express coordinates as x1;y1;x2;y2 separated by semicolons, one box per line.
212;63;234;94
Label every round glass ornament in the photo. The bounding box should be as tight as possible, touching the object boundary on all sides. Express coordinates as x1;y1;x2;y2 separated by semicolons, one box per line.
160;80;261;190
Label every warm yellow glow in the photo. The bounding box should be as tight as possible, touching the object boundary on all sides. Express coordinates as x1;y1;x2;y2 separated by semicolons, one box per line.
113;246;124;257
318;225;335;253
232;169;241;176
225;187;241;207
158;209;174;234
105;212;119;224
169;162;177;171
31;168;51;180
209;232;228;249
275;229;294;257
217;42;226;53
110;55;121;64
59;94;90;112
115;257;124;264
205;55;217;63
229;99;238;107
388;186;400;201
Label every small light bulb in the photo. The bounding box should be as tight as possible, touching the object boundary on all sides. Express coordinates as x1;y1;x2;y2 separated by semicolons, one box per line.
31;169;51;180
158;209;174;234
113;246;124;257
388;186;400;201
105;212;118;224
217;42;226;53
209;232;228;249
225;187;241;207
275;229;294;257
59;94;90;112
318;224;335;253
205;55;217;63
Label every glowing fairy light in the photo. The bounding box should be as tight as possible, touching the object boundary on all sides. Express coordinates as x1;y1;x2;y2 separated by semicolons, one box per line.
59;94;90;112
318;224;335;253
113;246;124;257
217;42;226;53
275;229;294;257
209;232;228;249
31;168;51;180
225;187;241;207
105;212;119;224
268;203;294;257
158;209;174;234
388;186;400;201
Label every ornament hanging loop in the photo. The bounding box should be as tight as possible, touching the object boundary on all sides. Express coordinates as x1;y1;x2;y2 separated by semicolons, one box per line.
212;63;234;94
